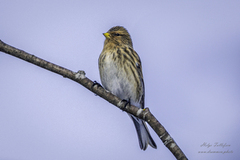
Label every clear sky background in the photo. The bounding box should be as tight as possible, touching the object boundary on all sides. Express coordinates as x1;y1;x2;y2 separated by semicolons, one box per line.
1;1;240;160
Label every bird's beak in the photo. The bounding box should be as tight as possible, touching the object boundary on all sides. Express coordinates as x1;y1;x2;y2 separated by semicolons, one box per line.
103;32;110;38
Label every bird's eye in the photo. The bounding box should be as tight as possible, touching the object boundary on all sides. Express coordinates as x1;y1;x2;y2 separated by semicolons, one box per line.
115;33;120;36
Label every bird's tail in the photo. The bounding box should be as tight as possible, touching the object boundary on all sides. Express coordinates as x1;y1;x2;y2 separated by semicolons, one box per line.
130;115;157;150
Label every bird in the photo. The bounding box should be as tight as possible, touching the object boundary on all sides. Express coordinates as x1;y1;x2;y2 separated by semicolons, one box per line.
98;26;157;150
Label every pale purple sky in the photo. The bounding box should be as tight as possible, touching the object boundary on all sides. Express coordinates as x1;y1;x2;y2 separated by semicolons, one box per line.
1;1;240;160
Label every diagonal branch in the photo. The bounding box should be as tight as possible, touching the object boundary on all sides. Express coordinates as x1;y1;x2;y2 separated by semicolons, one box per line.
0;39;188;160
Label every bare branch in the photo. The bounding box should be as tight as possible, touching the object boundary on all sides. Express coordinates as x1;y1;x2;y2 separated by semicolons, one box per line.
0;40;188;160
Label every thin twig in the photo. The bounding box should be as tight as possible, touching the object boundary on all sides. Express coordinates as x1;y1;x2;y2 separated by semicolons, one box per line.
0;40;188;160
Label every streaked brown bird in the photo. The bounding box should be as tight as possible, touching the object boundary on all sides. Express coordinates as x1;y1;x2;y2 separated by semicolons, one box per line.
98;26;157;150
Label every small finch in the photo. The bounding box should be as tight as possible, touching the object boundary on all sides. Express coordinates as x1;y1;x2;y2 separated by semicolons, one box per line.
98;26;157;150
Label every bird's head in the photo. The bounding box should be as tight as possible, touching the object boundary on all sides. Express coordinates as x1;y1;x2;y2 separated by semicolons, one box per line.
103;26;133;47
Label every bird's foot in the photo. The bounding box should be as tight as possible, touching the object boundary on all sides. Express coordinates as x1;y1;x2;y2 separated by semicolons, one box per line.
91;81;102;90
121;98;131;111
